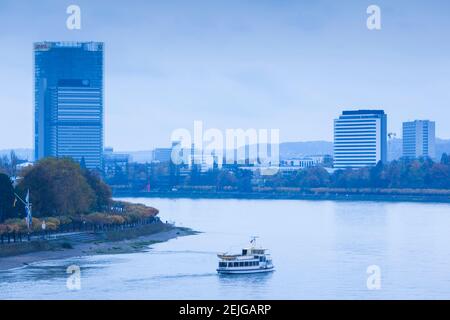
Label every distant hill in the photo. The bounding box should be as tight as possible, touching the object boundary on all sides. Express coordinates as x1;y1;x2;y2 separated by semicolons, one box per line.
3;139;450;164
280;139;450;161
125;139;450;163
388;138;450;161
125;150;153;163
124;141;335;163
436;139;450;160
279;141;333;159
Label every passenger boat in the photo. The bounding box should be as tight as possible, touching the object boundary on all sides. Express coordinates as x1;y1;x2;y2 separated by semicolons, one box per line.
217;237;274;274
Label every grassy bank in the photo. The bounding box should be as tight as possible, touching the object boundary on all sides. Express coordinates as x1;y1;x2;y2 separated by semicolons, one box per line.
0;240;60;258
0;201;160;244
0;224;196;271
104;221;174;242
0;221;179;258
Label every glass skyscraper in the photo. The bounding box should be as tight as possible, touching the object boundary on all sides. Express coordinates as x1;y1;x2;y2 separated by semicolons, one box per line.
34;42;104;169
333;110;387;168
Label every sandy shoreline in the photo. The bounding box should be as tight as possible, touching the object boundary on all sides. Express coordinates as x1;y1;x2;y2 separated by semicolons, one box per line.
0;227;196;272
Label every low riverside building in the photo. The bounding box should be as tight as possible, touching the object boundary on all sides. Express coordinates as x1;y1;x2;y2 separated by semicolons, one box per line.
152;148;172;163
103;147;130;181
281;155;331;169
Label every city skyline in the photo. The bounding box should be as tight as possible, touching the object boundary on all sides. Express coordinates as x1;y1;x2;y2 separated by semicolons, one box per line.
2;2;450;303
1;0;450;151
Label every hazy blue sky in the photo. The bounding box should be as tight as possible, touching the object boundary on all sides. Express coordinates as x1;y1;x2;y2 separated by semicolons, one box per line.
1;0;450;150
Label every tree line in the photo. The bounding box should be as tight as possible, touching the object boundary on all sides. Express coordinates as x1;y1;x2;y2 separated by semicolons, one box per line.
257;154;450;190
127;154;450;192
0;158;111;223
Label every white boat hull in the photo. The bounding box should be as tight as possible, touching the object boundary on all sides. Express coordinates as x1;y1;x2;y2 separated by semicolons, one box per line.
217;267;275;274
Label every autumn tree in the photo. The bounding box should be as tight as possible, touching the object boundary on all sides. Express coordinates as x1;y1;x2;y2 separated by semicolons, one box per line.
18;158;96;217
441;153;450;165
235;169;253;192
82;169;112;211
216;170;237;190
300;167;330;187
0;173;16;222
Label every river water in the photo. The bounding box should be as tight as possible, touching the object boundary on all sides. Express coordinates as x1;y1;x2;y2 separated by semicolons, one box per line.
1;198;450;299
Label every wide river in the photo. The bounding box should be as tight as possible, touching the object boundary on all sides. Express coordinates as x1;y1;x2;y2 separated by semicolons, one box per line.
1;198;450;299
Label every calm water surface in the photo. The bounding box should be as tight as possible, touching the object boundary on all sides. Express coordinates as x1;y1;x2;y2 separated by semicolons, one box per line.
1;198;450;299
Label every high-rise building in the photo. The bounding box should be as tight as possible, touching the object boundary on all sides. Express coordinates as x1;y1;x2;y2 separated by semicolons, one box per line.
34;42;104;169
333;110;387;168
402;120;435;159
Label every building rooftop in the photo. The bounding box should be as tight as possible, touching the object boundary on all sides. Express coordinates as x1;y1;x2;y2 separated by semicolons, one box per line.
34;41;103;51
342;110;385;115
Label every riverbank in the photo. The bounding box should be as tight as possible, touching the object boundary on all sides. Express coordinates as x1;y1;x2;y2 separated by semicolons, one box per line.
0;224;197;271
113;190;450;203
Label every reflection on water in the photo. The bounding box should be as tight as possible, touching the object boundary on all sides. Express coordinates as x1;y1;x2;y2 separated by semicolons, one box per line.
1;198;450;299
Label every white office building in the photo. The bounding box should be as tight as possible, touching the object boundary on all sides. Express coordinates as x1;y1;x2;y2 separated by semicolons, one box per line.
333;110;387;168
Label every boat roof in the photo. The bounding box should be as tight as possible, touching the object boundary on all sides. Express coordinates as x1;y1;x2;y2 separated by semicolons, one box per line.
218;254;264;261
218;238;269;260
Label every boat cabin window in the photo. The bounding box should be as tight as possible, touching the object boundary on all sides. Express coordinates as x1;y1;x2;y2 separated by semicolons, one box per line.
242;249;248;255
221;260;261;268
252;249;264;255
